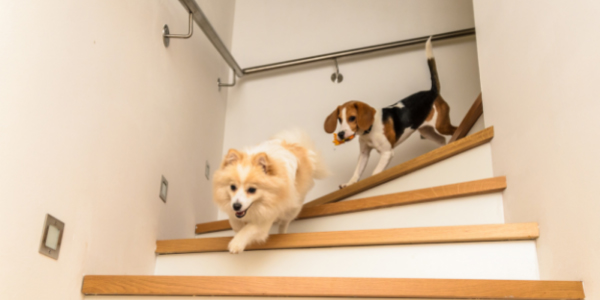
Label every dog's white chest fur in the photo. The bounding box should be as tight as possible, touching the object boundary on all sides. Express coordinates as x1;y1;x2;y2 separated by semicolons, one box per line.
359;110;393;152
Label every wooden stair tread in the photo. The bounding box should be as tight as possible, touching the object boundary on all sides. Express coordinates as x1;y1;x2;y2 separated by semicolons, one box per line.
299;176;505;219
195;220;231;235
304;126;494;207
82;275;584;299
196;176;506;235
160;223;537;254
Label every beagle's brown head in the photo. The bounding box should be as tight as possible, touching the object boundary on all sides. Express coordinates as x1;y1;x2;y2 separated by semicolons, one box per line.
324;101;376;140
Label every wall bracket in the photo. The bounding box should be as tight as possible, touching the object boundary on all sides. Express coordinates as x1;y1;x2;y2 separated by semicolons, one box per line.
331;59;343;83
163;12;194;47
218;72;237;91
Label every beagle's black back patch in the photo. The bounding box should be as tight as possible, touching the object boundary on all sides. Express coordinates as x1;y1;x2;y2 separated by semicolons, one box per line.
382;89;437;141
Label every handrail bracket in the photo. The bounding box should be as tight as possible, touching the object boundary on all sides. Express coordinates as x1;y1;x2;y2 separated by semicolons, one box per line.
163;12;194;47
218;72;237;91
331;59;343;83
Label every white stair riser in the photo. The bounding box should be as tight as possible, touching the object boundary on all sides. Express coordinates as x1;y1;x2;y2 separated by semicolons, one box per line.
155;241;539;280
197;192;504;238
286;193;504;234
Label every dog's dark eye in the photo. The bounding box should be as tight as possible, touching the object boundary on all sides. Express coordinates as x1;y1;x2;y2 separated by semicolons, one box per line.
349;116;356;122
338;118;341;124
230;184;237;191
247;187;256;194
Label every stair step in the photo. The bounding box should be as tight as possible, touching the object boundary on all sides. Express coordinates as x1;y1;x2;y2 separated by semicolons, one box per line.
302;176;504;218
196;176;505;235
157;224;540;279
161;223;536;254
339;140;493;202
82;276;584;299
304;126;494;207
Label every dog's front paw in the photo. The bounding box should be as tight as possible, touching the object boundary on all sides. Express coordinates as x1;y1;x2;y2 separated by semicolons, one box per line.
339;181;356;189
228;238;246;254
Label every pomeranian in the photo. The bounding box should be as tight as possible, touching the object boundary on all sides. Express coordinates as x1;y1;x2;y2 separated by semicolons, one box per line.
213;129;328;254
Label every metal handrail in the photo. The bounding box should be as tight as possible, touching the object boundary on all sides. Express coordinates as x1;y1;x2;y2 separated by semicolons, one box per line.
178;0;244;77
172;0;475;83
243;28;475;75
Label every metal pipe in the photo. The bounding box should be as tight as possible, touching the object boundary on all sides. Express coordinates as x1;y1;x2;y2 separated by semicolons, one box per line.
178;0;244;77
242;28;475;75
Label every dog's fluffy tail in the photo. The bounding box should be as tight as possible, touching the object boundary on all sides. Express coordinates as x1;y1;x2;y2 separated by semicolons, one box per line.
425;36;441;95
273;129;330;179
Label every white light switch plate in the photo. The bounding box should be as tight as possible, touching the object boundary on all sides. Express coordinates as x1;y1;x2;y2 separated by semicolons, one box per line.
39;214;64;260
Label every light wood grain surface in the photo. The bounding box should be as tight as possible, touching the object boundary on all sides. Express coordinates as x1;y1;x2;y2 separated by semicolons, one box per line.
449;93;484;143
82;275;584;299
159;222;537;254
195;220;231;234
299;176;506;219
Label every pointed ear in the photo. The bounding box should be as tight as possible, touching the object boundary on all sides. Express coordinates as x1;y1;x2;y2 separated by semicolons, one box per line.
252;152;271;174
324;106;340;133
355;102;376;131
222;149;243;167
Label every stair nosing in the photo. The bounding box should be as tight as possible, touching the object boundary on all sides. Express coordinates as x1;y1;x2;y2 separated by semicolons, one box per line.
160;222;538;254
82;275;584;299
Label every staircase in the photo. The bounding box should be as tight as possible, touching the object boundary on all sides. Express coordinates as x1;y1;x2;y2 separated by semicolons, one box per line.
81;127;585;299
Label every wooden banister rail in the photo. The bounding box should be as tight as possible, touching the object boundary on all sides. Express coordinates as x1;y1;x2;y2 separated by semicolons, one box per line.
449;93;483;143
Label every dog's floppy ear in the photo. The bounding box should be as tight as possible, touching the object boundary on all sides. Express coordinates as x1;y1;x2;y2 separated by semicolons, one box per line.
355;102;376;131
222;149;243;167
324;106;340;134
252;152;272;174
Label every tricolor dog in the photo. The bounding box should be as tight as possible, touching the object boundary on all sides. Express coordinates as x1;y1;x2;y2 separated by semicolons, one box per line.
324;37;456;188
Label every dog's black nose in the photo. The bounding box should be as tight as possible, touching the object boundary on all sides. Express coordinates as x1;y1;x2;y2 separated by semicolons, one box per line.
337;132;345;139
233;203;242;211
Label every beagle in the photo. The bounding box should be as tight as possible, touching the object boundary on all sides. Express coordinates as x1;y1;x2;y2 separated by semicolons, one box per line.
324;37;456;188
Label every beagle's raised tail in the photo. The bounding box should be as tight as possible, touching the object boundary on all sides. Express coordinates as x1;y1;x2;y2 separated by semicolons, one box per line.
426;36;441;96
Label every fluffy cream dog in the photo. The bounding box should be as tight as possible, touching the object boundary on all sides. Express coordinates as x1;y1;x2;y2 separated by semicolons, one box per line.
213;129;328;254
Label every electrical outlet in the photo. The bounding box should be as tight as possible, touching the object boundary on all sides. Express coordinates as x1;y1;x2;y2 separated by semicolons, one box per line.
39;214;64;260
205;161;210;180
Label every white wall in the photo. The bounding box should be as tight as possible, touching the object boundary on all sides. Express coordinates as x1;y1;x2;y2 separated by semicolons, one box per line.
472;0;600;298
222;0;482;214
0;0;234;299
